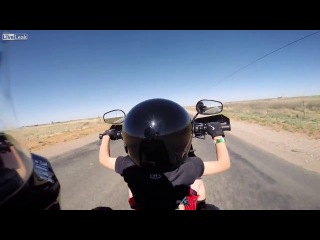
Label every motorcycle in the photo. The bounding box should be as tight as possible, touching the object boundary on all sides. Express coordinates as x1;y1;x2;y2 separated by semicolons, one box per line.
1;99;230;210
98;99;231;210
0;135;61;210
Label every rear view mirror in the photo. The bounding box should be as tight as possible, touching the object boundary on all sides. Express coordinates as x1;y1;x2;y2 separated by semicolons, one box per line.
195;100;223;115
103;110;126;124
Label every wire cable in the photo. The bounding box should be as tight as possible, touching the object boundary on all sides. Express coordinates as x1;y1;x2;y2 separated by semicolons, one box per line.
216;30;320;86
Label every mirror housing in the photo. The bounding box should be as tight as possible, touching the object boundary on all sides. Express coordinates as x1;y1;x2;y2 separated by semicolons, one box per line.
103;110;126;124
195;100;223;115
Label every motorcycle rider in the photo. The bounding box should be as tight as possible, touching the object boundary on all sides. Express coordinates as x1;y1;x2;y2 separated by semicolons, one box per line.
196;101;206;114
99;98;231;210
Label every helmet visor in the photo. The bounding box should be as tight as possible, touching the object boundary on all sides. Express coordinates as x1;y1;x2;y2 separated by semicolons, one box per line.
0;41;33;205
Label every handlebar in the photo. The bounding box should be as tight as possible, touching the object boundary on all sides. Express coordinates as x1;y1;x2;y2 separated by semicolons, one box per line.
221;123;231;131
100;123;229;140
99;130;122;140
193;122;231;138
99;116;231;140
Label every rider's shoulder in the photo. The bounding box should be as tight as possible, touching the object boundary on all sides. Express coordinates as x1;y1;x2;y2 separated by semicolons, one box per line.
184;156;203;164
115;155;135;174
182;157;205;175
116;155;132;161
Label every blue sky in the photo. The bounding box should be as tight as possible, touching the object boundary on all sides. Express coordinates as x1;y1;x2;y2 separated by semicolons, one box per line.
1;30;320;126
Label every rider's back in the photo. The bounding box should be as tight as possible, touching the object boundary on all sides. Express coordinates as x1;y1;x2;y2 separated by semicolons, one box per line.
115;155;204;210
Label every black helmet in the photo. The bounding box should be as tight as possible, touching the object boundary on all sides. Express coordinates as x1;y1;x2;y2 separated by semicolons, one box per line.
122;98;193;171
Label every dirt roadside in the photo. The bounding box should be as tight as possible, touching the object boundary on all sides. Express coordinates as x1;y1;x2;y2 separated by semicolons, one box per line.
228;120;320;174
32;133;101;159
32;115;320;175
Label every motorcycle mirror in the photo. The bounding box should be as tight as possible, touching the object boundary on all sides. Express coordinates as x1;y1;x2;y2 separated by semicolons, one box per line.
195;100;223;115
103;109;126;124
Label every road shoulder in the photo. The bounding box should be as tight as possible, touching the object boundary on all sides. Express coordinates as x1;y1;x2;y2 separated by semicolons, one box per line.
32;133;99;159
31;113;320;174
227;120;320;174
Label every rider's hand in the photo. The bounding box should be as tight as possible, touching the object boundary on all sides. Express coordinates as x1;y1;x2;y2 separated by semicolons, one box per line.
206;122;224;138
99;129;120;140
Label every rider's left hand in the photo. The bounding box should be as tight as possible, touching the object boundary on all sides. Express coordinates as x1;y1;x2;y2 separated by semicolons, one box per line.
99;129;121;140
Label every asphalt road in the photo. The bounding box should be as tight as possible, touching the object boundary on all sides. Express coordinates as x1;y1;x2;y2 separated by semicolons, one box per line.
51;132;320;210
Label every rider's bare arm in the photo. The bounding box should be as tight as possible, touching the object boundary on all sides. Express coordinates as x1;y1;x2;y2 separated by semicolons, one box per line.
203;136;230;175
99;135;116;170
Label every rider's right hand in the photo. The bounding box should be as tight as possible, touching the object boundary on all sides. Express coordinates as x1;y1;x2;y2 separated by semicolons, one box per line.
205;122;225;138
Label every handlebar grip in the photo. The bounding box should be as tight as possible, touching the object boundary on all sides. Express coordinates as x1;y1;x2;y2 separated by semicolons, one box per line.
221;124;231;131
116;131;122;139
99;130;122;140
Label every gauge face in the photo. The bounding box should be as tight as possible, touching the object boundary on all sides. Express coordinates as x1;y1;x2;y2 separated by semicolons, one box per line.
33;158;54;183
32;154;56;185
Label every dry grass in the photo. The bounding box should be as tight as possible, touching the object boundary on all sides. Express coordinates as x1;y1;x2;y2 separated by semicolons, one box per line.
184;106;196;112
22;117;110;151
222;95;320;139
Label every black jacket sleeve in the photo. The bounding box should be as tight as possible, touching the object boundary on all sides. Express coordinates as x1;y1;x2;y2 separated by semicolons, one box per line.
115;155;135;175
175;157;205;185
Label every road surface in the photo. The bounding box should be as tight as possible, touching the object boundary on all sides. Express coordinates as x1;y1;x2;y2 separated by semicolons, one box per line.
50;132;320;210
